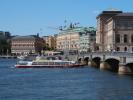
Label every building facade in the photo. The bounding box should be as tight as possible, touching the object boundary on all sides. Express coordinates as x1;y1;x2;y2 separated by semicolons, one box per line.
11;35;43;55
42;36;56;50
96;9;133;52
53;34;57;50
56;27;96;53
79;27;96;53
56;27;81;53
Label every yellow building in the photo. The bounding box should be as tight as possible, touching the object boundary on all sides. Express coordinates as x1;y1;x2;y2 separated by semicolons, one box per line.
42;35;56;50
56;27;87;53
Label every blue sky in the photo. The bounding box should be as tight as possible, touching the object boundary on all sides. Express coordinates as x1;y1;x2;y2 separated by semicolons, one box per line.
0;0;132;36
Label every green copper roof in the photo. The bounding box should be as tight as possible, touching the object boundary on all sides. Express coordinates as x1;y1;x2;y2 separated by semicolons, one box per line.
59;27;96;35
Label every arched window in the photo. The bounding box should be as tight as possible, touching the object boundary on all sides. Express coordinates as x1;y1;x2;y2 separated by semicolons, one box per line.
124;47;127;51
116;47;120;51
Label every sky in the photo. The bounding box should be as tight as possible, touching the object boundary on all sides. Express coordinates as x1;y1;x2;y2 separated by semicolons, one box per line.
0;0;132;36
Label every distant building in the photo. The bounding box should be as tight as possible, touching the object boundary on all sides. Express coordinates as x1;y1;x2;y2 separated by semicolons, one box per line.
79;27;96;53
56;27;96;53
56;27;80;53
0;31;11;39
11;35;43;55
42;35;56;50
96;9;133;52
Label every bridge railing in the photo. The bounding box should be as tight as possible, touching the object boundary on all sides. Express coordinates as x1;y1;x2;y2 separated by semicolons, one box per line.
79;51;133;58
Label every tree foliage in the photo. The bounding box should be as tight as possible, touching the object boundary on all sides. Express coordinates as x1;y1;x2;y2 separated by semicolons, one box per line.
0;37;11;55
42;43;54;51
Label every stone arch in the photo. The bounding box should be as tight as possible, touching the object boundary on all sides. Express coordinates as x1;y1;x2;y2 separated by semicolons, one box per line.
126;63;133;72
92;57;101;68
84;57;89;65
105;58;119;72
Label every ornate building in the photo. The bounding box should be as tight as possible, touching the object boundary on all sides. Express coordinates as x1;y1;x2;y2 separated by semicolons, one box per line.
56;27;96;53
96;9;133;52
79;27;96;53
11;35;43;55
56;27;81;53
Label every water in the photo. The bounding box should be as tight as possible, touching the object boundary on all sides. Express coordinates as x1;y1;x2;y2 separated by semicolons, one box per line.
0;59;133;100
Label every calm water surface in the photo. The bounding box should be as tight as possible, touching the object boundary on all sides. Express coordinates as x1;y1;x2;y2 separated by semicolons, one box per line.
0;59;133;100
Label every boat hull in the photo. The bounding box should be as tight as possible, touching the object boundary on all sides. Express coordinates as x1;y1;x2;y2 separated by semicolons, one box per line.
15;64;85;68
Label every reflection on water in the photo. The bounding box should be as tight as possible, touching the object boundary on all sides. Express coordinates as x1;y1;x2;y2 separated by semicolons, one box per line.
0;59;133;100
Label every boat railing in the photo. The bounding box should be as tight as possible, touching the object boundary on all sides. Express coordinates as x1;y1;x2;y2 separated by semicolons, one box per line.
17;61;29;65
30;59;77;66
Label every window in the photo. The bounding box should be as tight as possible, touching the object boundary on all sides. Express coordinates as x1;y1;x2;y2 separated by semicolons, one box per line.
131;35;133;43
115;34;120;43
121;22;128;30
116;47;120;51
124;23;128;29
124;47;127;51
124;34;128;43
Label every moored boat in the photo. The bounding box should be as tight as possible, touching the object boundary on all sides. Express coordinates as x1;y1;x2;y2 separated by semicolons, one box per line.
15;56;85;68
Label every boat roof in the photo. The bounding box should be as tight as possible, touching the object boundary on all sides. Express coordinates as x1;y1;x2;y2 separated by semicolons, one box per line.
33;59;75;63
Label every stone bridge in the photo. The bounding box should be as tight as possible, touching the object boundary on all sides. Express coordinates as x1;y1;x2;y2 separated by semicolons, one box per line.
67;52;133;75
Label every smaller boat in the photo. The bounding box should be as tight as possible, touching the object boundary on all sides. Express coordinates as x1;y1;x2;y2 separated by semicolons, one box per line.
17;55;25;60
15;56;85;68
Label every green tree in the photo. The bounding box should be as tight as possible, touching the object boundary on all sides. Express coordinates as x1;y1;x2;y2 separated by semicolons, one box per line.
0;37;11;55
